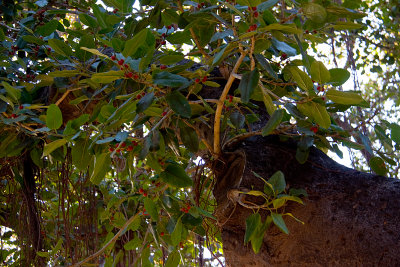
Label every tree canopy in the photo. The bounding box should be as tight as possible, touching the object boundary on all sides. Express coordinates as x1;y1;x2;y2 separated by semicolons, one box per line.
0;0;399;266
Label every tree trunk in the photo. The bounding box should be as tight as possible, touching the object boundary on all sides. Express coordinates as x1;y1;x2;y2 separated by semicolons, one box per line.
213;135;400;266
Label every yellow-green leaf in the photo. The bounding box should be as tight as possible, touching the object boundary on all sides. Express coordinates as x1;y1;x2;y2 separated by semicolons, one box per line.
326;89;364;105
1;81;21;101
310;61;330;84
92;70;124;83
298;101;331;129
42;139;67;158
80;47;109;58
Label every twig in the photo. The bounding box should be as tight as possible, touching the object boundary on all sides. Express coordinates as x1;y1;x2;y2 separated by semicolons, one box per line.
70;212;140;267
213;52;246;156
55;87;88;106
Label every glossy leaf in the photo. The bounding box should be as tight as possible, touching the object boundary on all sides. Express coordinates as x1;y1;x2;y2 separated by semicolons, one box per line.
144;198;158;221
271;213;289;234
1;81;20;101
262;109;284;136
239;69;260;103
161;163;193;188
268;171;286;194
71;138;92;171
328;68;351;86
310;61;330;84
244;213;261;244
171;218;182;246
369;157;387;176
42;139;67;157
297;102;331;129
230;111;245;129
46;104;63;130
153;72;189;87
165;91;191;118
136;92;154;113
48;39;73;57
179;123;199;152
90;153;111;185
287;66;314;91
326;89;364;105
303;3;327;23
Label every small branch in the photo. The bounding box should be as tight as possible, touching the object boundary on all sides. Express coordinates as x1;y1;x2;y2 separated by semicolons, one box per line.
55;87;88;106
176;0;210;59
71;212;140;267
213;52;246;156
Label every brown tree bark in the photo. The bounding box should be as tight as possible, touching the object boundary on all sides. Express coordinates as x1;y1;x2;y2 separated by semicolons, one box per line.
213;135;400;266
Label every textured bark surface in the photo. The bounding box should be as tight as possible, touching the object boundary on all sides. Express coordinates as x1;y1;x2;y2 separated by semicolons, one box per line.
213;136;400;267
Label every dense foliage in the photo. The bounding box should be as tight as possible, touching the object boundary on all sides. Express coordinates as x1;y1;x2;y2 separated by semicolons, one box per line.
0;0;398;266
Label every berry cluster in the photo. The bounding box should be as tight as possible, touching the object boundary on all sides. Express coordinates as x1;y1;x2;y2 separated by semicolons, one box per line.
110;56;140;80
180;203;191;213
247;6;259;18
197;2;206;8
195;76;207;83
138;188;148;197
310;125;319;134
108;140;139;153
247;24;258;32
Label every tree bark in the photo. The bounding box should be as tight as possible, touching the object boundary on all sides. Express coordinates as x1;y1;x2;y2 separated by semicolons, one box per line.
213;135;400;266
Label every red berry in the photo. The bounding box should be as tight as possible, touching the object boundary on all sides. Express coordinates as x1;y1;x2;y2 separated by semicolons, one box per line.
126;145;133;151
160;65;167;70
118;59;124;65
229;95;233;102
254;11;259;18
19;105;23;110
126;72;133;78
195;78;200;83
305;30;309;34
111;55;116;60
120;142;126;148
124;64;129;69
162;111;167;116
139;188;144;194
252;6;257;11
136;95;141;100
321;96;326;101
161;33;166;37
11;113;17;118
248;6;251;11
160;232;164;236
167;25;172;29
310;125;319;134
109;147;114;152
161;40;166;45
197;3;201;8
202;76;207;82
201;2;205;6
313;30;317;34
143;192;148;197
47;47;51;51
281;53;288;60
141;92;146;96
39;36;43;39
133;74;139;80
113;8;118;13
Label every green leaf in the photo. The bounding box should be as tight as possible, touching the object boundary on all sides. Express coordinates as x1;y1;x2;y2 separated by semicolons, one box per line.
369;157;387;176
287;66;313;91
22;35;45;45
328;68;351;86
144;198;158;221
42;139;67;158
244;213;261;244
390;124;400;144
297;101;331;129
257;0;279;11
50;238;63;257
251;216;272;253
136;92;154;113
165;250;181;267
159;55;185;65
48;39;73;57
171;218;182;246
80;47;108;58
310;61;330;84
92;70;124;83
179;123;199;152
239;69;260;103
271;39;297;56
326;89;364;105
72;138;92;171
161;163;193;188
230;111;245;129
165;91;191;118
122;28;152;58
90;153;111;185
1;81;21;101
271;213;289;234
268;171;286;194
262;109;284;136
35;20;59;36
255;54;278;79
303;3;327;23
46;104;63;130
153;72;189;87
79;13;98;28
123;236;141;250
92;4;107;29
